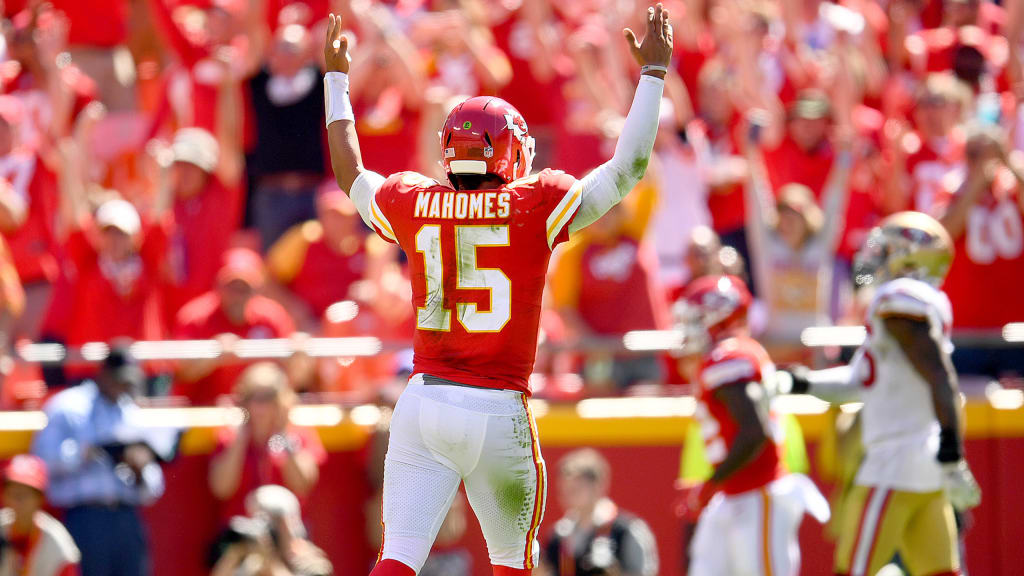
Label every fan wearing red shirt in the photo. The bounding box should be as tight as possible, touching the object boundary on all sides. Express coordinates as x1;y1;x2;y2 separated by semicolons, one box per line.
161;126;244;325
686;60;752;271
2;8;98;152
51;0;133;110
57;199;168;382
266;187;375;330
208;362;325;524
903;74;967;214
764;90;836;200
1;455;81;576
0;96;59;339
549;186;667;389
172;248;296;406
938;127;1024;376
678;275;828;576
323;7;670;575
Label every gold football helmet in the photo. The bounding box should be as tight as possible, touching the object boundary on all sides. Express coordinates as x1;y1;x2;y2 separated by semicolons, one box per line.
853;211;954;287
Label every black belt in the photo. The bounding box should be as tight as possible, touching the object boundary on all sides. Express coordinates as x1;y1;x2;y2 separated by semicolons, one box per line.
421;374;500;391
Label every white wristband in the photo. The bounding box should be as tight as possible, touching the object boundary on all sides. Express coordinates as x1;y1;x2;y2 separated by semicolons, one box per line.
324;72;354;128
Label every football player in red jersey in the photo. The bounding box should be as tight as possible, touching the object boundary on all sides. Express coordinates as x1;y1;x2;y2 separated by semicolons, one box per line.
321;5;672;576
676;275;828;576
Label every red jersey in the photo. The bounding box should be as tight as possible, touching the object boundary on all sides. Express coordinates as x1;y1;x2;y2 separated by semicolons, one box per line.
290;234;366;318
0;152;59;284
368;169;582;394
62;223;167;347
941;179;1024;329
576;237;664;334
163;177;241;322
491;11;568;130
212;424;327;523
905;135;964;214
172;292;296;405
695;336;783;495
52;0;128;47
688;119;747;234
763;136;835;199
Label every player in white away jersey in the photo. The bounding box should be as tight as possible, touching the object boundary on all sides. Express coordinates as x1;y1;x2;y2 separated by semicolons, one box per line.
781;211;981;576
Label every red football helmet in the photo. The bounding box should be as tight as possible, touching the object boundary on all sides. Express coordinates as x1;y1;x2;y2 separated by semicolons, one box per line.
674;275;752;353
440;96;535;185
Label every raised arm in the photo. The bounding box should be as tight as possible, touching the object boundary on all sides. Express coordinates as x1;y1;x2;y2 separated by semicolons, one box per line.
818;145;853;255
569;4;673;234
742;120;777;297
324;14;368;195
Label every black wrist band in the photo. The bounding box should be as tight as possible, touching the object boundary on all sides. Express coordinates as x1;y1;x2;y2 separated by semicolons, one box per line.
786;367;810;394
937;427;962;463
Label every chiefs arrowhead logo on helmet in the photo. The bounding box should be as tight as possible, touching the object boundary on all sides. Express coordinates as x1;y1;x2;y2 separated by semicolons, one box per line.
441;97;535;185
675;275;752;352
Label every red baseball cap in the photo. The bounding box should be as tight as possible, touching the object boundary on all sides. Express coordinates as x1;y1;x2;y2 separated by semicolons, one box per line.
317;185;357;216
217;247;266;288
3;454;48;493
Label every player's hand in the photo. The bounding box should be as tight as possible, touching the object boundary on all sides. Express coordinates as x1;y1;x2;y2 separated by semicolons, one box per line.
324;13;351;74
941;460;981;511
680;481;719;520
624;3;673;72
775;366;811;395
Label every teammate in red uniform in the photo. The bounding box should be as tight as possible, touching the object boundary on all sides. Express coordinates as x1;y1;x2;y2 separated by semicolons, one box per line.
676;275;828;576
322;6;672;576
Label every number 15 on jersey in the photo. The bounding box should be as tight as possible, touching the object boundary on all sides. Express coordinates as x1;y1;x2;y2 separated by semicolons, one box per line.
415;225;512;333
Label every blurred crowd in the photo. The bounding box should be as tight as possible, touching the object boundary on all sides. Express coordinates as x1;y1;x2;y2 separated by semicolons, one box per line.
0;0;1020;411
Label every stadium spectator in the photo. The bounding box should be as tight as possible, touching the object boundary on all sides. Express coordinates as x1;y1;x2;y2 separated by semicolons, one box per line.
763;90;837;199
647;98;712;293
51;192;169;376
347;4;426;177
248;20;329;250
266;187;378;331
208;362;325;524
550;183;667;389
939;124;1024;376
556;7;631;176
411;1;513;98
682;59;755;277
490;0;570;167
902;74;971;214
146;0;268;136
2;5;97;151
210;485;333;576
159;84;245;322
539;448;658;576
31;347;165;576
0;455;80;576
50;0;134;111
316;278;413;394
35;100;170;385
0;96;59;340
172;249;297;405
744;115;853;359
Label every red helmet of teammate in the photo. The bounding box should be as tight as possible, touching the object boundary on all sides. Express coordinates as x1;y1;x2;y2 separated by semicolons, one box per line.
674;275;752;354
440;96;535;185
